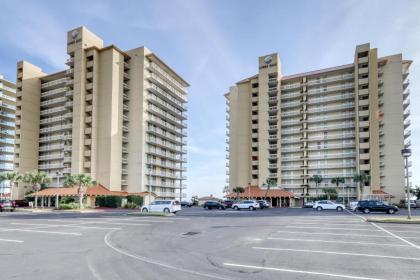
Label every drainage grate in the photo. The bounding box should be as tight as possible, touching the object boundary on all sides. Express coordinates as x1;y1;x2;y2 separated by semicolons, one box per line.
183;231;200;236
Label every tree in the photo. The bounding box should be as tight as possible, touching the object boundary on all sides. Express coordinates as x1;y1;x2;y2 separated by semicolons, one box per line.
309;174;323;197
264;179;276;201
222;185;230;197
354;172;370;200
22;171;51;208
0;172;22;200
63;174;97;209
410;185;420;200
322;187;337;200
232;186;245;200
331;176;345;202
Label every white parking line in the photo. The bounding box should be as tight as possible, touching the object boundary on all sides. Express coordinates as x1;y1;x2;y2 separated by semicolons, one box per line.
0;228;82;236
267;237;410;247
253;247;420;261
10;222;121;230
79;217;174;223
79;221;152;226
223;263;384;280
345;209;420;251
104;230;233;280
289;222;373;227
285;226;380;232
0;238;24;243
276;230;390;238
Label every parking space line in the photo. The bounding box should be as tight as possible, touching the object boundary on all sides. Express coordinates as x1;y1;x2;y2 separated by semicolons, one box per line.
0;238;24;243
10;222;121;230
223;263;384;280
78;221;152;226
276;230;389;238
289;222;373;227
285;226;380;232
267;237;410;247
0;228;82;236
345;209;420;251
253;247;420;261
79;217;174;223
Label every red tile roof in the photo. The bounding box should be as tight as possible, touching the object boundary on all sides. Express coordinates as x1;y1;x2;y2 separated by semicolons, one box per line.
226;186;295;199
371;190;394;198
27;185;157;197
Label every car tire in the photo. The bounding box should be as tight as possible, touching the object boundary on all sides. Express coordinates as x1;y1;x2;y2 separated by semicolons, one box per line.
336;206;343;212
388;209;395;214
233;206;239;210
249;206;254;211
316;206;323;211
163;208;170;213
142;208;148;212
363;208;370;214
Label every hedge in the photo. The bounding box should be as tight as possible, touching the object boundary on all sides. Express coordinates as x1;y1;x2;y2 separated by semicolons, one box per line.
95;196;122;208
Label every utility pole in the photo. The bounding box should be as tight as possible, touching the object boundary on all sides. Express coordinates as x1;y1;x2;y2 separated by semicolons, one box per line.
401;149;412;220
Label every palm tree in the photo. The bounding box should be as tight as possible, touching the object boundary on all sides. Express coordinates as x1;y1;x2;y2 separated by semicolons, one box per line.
22;171;51;208
264;179;276;201
63;174;97;209
322;187;337;200
309;174;323;197
0;172;23;200
232;186;245;200
354;172;370;200
331;176;345;203
222;185;230;197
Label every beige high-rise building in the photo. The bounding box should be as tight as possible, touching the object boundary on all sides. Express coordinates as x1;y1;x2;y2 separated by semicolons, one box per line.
225;43;411;205
0;74;16;174
14;26;188;200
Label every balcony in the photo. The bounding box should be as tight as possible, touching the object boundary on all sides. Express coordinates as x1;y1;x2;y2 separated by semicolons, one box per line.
268;154;278;159
281;110;301;117
307;74;353;86
281;91;301;100
281;101;300;109
40;97;67;107
307;103;354;114
404;130;411;139
307;83;354;95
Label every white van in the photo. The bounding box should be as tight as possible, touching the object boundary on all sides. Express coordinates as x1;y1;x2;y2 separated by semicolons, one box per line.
141;200;181;213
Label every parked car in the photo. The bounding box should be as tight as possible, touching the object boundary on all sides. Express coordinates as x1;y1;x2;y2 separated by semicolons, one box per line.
180;201;192;207
203;201;225;210
222;200;235;208
257;200;270;209
313;200;345;212
13;200;29;208
303;201;315;208
141;200;181;213
357;200;398;214
349;201;358;211
405;200;417;209
0;200;15;212
232;200;260;211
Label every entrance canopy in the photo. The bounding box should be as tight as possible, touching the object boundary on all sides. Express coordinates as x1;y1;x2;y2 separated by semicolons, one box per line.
226;185;295;199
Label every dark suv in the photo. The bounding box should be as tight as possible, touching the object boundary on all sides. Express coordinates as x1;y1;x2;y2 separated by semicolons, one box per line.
357;200;398;214
203;201;225;210
222;200;235;208
0;200;15;212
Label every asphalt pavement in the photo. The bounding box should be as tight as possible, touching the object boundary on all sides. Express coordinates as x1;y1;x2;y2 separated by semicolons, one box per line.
0;207;419;280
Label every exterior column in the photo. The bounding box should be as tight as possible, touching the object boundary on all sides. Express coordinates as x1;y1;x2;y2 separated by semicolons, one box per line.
55;195;59;208
47;197;51;207
41;196;44;208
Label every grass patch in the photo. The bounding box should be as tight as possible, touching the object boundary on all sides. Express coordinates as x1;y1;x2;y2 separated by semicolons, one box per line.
127;211;174;217
367;217;420;224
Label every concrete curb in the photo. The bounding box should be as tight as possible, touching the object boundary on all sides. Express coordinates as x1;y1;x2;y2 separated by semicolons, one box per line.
366;218;420;224
127;212;174;217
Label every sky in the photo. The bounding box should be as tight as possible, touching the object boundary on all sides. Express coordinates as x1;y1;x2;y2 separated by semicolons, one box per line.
0;0;419;199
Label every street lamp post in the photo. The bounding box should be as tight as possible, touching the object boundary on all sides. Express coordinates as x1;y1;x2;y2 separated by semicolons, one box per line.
248;182;251;200
147;164;152;206
55;172;61;209
401;148;412;220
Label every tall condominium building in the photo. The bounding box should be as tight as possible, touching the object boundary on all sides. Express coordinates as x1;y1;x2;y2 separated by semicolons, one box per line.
14;26;188;200
225;43;411;204
0;74;16;174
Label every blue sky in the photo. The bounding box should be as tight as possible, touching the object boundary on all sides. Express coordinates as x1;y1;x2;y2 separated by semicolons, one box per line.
0;0;419;198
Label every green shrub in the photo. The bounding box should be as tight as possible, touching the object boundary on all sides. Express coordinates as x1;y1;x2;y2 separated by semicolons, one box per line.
124;202;139;209
58;202;79;210
126;195;144;206
95;196;122;208
60;197;75;204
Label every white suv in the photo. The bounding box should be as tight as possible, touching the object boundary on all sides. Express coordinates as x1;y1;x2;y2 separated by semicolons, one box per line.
232;200;260;211
313;200;345;212
141;200;181;213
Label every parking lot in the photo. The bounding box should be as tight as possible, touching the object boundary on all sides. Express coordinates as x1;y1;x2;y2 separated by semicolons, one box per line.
1;207;419;280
